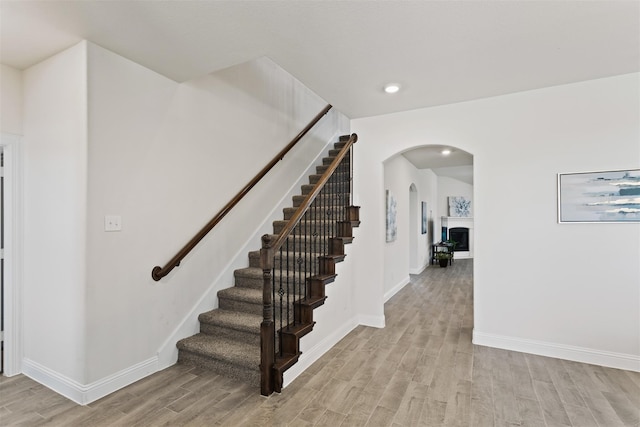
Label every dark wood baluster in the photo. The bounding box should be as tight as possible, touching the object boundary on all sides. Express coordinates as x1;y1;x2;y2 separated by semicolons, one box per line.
260;235;274;396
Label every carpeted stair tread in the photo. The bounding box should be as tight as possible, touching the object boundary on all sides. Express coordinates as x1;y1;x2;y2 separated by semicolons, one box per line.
292;193;350;207
308;172;349;185
264;233;353;242
177;333;259;370
272;219;338;234
218;286;262;304
248;250;321;268
235;264;320;277
198;309;261;334
301;183;347;195
234;266;321;290
283;205;345;220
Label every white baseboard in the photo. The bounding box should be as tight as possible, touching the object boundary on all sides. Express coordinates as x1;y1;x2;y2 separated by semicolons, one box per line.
409;263;428;275
358;314;386;329
22;357;159;405
283;317;359;387
473;330;640;372
453;251;472;259
384;276;410;302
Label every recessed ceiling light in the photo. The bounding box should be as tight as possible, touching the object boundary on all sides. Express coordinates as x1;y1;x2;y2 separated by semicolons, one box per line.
383;83;401;94
442;149;451;156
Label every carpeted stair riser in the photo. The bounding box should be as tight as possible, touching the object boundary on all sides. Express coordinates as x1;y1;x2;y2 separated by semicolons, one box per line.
272;219;338;235
248;251;320;270
264;234;335;254
178;351;260;385
309;172;350;185
198;309;261;346
292;193;351;208
283;206;346;221
217;287;262;315
317;163;350;174
177;334;260;385
217;286;302;316
234;267;318;290
334;141;348;150
328;149;346;157
321;156;350;166
199;323;260;346
301;183;350;195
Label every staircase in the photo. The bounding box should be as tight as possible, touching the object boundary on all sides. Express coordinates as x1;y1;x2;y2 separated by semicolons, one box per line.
176;135;360;393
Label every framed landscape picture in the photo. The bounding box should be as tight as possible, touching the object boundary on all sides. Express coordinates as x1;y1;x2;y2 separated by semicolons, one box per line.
558;169;640;223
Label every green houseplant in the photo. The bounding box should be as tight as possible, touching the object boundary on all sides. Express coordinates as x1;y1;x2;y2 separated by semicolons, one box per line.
434;250;452;267
434;239;456;267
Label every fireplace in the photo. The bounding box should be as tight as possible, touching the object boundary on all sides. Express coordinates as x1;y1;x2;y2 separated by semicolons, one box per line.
449;227;469;251
441;216;474;259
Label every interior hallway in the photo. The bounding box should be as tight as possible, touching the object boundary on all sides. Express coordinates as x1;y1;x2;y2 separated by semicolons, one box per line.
1;259;638;426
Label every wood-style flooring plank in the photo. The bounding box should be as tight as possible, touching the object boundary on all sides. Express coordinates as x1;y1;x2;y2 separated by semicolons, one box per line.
2;260;639;427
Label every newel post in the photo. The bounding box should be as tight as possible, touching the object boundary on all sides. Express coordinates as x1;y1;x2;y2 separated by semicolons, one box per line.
260;234;275;396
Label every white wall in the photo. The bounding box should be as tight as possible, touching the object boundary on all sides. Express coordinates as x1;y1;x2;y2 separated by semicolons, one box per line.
22;42;88;383
383;155;437;300
284;223;360;386
438;176;473;219
21;41;351;400
83;44;349;385
1;64;23;135
352;73;640;371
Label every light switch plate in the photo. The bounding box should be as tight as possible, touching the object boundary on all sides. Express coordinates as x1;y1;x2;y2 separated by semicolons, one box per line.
105;215;122;232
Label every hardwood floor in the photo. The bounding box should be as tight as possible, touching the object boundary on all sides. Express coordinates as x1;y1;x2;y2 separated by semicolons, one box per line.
1;259;638;426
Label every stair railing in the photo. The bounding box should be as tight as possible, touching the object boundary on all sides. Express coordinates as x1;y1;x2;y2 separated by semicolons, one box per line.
151;105;333;281
260;133;358;396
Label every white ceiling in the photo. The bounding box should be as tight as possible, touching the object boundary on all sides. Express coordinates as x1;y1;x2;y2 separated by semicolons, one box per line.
2;1;638;178
402;147;474;184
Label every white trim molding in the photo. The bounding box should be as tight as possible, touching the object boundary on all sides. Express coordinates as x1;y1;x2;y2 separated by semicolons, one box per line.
384;276;410;303
409;263;428;276
358;314;386;329
283;316;359;388
473;330;640;372
22;357;159;405
1;132;23;377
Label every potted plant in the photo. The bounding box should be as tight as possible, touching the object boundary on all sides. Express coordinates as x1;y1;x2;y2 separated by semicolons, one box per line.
434;251;452;267
444;239;457;251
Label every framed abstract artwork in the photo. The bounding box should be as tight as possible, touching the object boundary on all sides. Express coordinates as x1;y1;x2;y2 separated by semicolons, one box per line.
557;169;640;223
448;196;471;217
386;190;397;242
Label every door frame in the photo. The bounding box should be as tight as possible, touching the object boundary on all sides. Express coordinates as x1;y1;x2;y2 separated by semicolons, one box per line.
1;132;23;376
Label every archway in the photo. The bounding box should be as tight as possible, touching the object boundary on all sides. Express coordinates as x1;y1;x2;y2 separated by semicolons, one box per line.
381;144;474;298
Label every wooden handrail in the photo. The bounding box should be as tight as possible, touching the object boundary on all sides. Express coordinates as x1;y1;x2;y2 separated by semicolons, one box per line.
152;105;333;281
264;133;357;258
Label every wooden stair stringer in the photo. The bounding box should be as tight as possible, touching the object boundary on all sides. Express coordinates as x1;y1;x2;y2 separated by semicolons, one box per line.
175;136;360;392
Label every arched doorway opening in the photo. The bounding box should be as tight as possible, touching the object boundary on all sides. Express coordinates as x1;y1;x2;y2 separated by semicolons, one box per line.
382;144;473;298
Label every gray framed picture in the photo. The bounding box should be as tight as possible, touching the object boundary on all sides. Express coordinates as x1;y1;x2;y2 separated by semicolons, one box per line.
448;196;471;217
557;169;640;223
421;202;427;234
386;190;397;242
